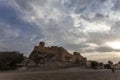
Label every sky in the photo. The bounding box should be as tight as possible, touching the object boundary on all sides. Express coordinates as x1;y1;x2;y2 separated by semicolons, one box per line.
0;0;120;63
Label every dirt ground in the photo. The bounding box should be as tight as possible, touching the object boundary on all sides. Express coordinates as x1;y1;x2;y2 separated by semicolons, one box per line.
0;68;119;80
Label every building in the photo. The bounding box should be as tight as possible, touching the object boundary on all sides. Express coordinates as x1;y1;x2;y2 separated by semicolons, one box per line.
86;60;93;68
114;63;120;69
29;42;87;65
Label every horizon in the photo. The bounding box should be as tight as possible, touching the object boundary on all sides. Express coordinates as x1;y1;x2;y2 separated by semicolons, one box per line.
0;0;120;63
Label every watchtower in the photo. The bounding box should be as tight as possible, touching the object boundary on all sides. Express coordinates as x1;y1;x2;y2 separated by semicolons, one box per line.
39;42;45;48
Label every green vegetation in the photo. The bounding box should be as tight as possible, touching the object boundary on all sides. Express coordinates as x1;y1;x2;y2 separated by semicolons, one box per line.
104;60;113;69
0;51;25;70
104;64;111;69
90;61;99;69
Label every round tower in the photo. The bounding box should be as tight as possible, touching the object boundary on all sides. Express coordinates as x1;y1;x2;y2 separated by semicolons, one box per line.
39;41;45;48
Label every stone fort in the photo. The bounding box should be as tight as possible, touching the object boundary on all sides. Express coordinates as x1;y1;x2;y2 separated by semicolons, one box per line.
29;42;87;65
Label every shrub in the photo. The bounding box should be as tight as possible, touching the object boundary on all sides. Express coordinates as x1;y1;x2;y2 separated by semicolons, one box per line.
0;51;25;70
91;61;99;69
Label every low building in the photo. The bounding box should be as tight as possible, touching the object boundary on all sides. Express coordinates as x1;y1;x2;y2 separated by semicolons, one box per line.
86;60;93;68
114;63;120;69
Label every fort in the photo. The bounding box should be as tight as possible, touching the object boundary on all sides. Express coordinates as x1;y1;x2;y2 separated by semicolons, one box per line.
29;42;87;66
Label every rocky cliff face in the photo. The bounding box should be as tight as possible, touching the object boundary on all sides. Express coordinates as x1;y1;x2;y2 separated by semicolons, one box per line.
29;42;87;66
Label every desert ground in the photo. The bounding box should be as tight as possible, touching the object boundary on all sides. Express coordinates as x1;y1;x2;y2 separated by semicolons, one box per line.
0;68;119;80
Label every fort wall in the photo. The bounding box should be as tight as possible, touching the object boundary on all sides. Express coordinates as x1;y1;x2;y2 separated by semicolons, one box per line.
29;42;87;65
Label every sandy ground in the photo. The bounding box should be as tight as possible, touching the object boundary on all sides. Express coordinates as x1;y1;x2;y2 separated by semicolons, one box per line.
0;68;119;80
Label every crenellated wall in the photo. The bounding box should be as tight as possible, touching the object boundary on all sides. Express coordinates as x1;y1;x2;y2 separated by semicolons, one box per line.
29;42;87;65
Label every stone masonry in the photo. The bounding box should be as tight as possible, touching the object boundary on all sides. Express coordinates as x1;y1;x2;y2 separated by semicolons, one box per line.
29;42;87;65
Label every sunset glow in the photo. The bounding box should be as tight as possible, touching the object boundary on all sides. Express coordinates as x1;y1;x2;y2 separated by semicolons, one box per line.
106;41;120;49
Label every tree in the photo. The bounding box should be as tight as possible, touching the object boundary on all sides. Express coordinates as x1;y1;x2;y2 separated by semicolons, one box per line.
118;61;120;64
108;61;113;65
104;60;113;69
104;64;111;69
99;62;103;66
91;61;99;69
0;51;25;70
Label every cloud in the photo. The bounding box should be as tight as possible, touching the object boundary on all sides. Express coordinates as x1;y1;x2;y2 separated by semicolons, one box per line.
11;0;120;50
113;0;120;11
0;0;120;60
0;22;20;39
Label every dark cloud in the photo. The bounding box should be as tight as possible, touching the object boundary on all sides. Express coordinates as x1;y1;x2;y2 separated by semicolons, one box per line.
113;0;120;11
14;0;33;10
84;46;120;53
80;13;108;23
95;13;105;18
96;46;116;52
66;0;107;14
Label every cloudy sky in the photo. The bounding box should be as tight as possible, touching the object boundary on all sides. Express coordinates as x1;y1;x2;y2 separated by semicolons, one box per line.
0;0;120;63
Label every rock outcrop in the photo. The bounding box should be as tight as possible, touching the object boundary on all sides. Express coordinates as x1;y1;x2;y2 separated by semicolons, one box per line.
29;42;87;66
